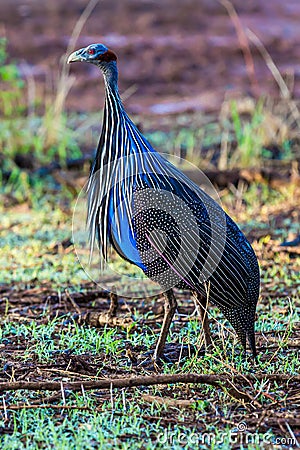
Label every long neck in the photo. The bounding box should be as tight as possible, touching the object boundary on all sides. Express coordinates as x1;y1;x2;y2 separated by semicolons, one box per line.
91;61;124;172
101;61;123;111
92;60;155;175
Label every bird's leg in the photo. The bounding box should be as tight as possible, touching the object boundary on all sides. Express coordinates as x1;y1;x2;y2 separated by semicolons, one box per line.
192;291;212;348
153;289;177;361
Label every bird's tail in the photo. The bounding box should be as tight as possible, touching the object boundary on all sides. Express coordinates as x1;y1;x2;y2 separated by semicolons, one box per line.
223;305;257;358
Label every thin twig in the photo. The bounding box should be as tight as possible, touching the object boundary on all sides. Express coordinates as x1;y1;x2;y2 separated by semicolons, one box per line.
285;421;300;448
51;0;100;123
0;404;91;411
218;0;260;97
246;28;300;128
65;289;82;315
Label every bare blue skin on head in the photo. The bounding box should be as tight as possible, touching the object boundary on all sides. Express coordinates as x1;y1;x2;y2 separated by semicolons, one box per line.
67;43;110;64
68;43;119;89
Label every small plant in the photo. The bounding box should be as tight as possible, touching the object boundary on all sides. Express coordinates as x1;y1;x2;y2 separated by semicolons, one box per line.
0;39;82;204
0;39;25;117
219;97;295;169
230;99;265;167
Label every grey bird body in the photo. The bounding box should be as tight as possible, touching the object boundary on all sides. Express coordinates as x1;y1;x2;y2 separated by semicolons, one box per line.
68;43;260;359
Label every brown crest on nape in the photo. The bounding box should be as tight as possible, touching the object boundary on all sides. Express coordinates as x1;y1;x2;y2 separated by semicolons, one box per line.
98;50;117;62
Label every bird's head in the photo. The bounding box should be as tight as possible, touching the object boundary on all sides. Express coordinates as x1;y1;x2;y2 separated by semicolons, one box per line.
67;43;117;66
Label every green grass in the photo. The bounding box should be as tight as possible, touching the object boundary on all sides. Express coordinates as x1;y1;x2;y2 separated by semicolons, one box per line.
0;204;83;286
0;394;244;450
1;183;299;449
0;38;99;204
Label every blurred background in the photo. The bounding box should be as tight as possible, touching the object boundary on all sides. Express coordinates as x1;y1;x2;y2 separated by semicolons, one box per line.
1;0;300;201
0;0;299;247
1;0;300;114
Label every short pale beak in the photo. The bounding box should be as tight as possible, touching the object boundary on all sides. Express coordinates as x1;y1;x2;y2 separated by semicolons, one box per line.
67;48;85;64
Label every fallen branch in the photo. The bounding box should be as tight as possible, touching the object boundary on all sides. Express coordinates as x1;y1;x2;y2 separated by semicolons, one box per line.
0;374;219;392
0;373;298;394
0;404;91;411
78;290;134;328
80;311;133;328
141;394;195;407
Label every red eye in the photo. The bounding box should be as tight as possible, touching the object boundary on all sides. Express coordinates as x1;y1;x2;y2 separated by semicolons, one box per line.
87;48;95;55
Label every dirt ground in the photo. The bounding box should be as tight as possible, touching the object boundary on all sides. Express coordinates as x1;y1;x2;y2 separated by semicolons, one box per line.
1;0;300;116
0;260;299;442
0;187;299;444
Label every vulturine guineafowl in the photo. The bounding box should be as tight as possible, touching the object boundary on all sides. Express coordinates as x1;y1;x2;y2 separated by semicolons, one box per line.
68;43;260;361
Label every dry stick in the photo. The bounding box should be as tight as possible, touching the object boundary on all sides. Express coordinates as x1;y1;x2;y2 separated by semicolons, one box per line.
65;289;82;315
218;0;260;98
0;374;220;393
53;0;100;120
246;28;300;129
0;373;299;394
108;289;119;318
141;394;195;407
0;404;91;411
82;312;133;328
285;421;300;448
65;0;100;60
